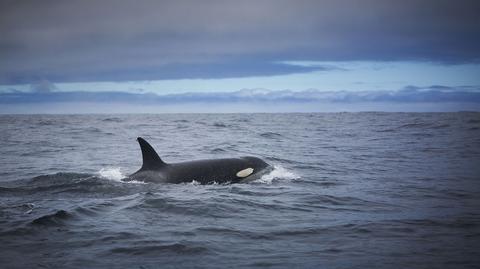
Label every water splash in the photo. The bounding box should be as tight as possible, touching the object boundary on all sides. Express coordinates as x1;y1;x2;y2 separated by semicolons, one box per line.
98;167;147;184
98;167;126;181
257;165;299;184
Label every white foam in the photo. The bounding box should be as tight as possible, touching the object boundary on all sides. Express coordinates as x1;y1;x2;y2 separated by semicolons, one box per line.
256;165;299;184
186;180;225;185
98;167;126;182
98;167;146;184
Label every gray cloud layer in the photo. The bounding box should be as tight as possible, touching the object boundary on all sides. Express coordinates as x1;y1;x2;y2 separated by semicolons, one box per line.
1;0;479;84
1;86;479;104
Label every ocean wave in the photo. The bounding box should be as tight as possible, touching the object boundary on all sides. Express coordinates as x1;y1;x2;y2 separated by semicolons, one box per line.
259;132;283;139
101;117;123;123
1;172;146;197
110;243;208;255
210;148;227;153
213;122;228;127
30;209;72;226
30;172;93;184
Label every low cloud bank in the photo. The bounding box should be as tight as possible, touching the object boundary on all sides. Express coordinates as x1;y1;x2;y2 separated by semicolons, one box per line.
1;86;480;104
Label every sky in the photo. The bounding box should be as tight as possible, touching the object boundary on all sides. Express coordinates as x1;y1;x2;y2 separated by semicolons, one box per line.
0;0;479;113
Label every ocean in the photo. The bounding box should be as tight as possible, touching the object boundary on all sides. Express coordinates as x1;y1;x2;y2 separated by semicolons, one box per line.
1;112;479;268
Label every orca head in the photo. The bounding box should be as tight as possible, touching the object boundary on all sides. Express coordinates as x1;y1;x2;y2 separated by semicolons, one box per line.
240;156;270;171
236;156;272;181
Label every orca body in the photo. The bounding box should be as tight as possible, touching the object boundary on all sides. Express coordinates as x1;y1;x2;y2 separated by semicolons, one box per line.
128;137;271;184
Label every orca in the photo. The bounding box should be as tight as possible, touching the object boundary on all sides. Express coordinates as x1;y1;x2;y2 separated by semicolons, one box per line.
127;137;271;184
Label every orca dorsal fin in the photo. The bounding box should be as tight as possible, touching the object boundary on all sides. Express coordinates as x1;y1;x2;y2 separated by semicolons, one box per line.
137;137;166;170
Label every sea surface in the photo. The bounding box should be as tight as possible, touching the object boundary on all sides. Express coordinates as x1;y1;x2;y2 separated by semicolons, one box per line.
1;113;479;268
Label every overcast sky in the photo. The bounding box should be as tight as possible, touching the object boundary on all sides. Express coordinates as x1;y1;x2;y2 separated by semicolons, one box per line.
0;0;479;112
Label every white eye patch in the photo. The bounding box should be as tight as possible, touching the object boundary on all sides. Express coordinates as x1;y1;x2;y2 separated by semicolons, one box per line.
236;168;254;178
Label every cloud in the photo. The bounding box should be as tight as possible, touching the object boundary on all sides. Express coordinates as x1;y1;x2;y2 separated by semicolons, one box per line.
163;86;480;103
0;61;331;84
30;79;57;93
1;86;480;105
1;0;479;84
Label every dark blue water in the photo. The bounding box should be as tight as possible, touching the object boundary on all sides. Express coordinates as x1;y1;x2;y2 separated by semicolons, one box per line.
1;113;479;268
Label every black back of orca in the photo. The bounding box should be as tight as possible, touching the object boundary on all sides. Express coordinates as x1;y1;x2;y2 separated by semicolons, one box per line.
129;137;271;184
